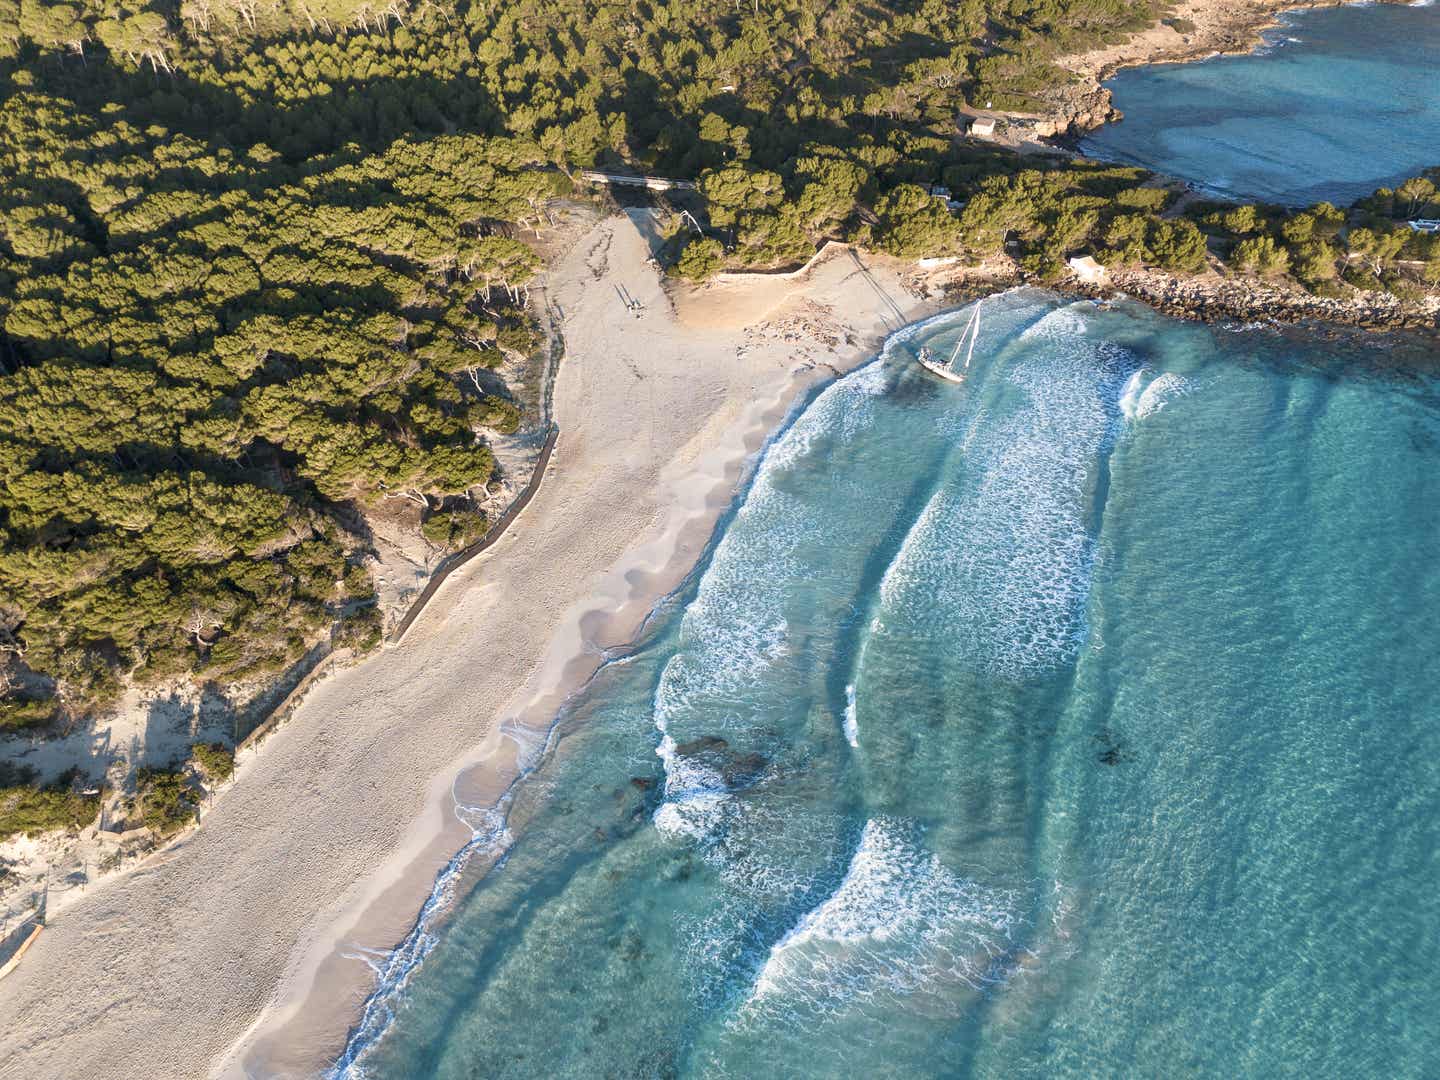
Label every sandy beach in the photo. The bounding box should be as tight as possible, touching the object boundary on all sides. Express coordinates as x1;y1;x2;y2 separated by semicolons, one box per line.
0;210;949;1079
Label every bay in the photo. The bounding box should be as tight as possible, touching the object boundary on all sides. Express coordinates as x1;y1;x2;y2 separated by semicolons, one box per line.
340;292;1440;1079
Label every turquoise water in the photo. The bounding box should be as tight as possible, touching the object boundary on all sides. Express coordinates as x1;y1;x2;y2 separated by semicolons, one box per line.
1079;3;1440;206
337;292;1440;1078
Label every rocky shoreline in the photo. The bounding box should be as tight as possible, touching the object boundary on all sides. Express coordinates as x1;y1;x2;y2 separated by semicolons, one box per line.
1041;0;1414;138
936;262;1439;337
1091;267;1440;334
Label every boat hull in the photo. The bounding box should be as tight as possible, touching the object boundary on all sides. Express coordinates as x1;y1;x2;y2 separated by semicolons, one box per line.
917;358;967;384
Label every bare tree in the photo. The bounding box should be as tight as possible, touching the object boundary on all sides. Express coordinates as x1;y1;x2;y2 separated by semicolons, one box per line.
0;606;24;659
185;608;223;648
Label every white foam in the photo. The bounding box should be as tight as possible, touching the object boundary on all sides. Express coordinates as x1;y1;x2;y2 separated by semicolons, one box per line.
652;731;733;839
741;819;1017;1020
327;706;560;1077
1119;366;1149;420
328;797;516;1079
653;788;732;839
650;359;898;836
877;307;1135;677
841;683;858;748
1133;371;1193;419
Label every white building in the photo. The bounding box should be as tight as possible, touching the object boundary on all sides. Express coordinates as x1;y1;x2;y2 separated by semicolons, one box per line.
968;116;997;138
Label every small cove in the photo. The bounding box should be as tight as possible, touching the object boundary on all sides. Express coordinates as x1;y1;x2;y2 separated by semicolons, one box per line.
1078;3;1440;206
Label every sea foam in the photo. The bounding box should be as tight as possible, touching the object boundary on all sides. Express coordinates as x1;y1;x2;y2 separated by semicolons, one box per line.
650;360;894;837
878;306;1135;677
739;818;1017;1024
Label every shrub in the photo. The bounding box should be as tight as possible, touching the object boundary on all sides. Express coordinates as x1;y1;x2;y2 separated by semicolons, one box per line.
335;607;385;653
470;395;522;434
135;768;199;837
421;508;489;549
1222;205;1263;237
343;563;377;601
672;237;726;281
0;696;57;731
1381;273;1425;302
1113;187;1169;212
1232;236;1290;276
0;766;100;841
1342;266;1385;291
1292;242;1340;289
1147;219;1208;273
190;742;235;783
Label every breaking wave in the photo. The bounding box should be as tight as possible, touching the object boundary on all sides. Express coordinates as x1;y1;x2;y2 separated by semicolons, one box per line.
877;306;1136;677
328;793;519;1080
842;682;858;748
1122;369;1198;421
650;358;895;839
739;818;1019;1024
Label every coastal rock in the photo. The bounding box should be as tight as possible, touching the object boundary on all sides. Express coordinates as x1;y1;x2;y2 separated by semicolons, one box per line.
672;735;729;757
671;734;769;787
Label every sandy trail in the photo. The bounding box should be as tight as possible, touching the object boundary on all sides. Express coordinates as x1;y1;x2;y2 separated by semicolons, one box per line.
0;212;942;1080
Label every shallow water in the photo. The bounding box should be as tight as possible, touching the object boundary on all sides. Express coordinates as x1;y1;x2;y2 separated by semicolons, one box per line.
340;291;1440;1078
1079;3;1440;206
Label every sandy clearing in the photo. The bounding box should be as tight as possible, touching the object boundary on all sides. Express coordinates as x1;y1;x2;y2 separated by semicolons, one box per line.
0;211;949;1080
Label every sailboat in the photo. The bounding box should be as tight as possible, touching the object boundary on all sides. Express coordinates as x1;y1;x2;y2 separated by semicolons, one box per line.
916;298;982;384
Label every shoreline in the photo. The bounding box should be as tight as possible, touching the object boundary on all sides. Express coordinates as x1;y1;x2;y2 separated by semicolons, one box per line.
228;232;952;1078
230;342;861;1080
1043;0;1414;136
300;363;834;1079
1083;267;1440;334
0;210;956;1080
1;3;1432;1072
222;265;1435;1077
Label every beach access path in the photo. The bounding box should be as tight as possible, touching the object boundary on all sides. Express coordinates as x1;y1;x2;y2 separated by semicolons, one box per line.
0;211;941;1080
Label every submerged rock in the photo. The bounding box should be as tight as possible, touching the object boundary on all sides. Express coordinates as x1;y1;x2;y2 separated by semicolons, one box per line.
672;734;769;787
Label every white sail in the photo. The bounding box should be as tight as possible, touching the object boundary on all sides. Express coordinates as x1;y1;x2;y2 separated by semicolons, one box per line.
963;298;983;370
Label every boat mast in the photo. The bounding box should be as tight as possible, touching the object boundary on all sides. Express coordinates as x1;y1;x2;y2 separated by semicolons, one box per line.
948;300;981;368
962;298;983;370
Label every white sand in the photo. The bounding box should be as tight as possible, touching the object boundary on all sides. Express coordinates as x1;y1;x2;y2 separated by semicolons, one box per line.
0;212;951;1079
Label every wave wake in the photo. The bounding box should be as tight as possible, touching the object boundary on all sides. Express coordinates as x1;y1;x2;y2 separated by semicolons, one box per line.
739;819;1018;1025
878;305;1136;677
326;713;564;1078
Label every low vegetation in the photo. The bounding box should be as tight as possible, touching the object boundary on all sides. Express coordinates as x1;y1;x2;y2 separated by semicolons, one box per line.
0;764;100;840
133;766;199;837
190;741;235;782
